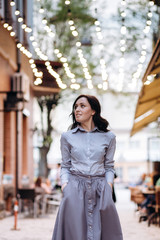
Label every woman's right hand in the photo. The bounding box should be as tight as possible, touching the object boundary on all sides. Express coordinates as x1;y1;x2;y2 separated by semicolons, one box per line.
61;183;68;192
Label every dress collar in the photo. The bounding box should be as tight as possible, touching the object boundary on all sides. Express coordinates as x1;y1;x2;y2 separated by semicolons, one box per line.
72;125;103;133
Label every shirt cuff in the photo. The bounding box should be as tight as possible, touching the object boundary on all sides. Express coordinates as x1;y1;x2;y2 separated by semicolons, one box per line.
105;172;114;184
61;179;69;185
60;173;70;185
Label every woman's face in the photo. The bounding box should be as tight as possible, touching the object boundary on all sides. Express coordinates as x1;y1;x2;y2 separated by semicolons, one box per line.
74;97;95;124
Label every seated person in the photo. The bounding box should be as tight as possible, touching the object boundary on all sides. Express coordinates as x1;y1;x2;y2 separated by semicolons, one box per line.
136;173;147;186
54;163;61;190
41;178;52;194
35;177;45;195
139;171;160;216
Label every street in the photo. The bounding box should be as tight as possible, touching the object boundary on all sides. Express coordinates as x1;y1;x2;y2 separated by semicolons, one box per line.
0;188;159;240
0;1;160;240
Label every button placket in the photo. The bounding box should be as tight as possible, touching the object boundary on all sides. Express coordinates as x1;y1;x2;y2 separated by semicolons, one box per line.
87;178;93;239
86;133;93;239
87;132;90;160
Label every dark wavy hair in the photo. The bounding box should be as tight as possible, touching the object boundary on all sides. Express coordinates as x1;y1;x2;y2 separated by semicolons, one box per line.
70;94;109;132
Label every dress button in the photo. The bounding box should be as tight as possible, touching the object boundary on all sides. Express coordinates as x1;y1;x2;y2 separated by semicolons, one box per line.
89;226;92;229
89;199;91;203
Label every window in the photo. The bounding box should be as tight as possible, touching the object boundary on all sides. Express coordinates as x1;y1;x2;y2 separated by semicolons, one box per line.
129;140;140;149
116;141;125;151
148;137;160;161
128;167;139;183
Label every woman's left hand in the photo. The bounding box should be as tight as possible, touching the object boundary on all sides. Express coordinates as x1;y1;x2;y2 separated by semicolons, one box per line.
108;182;113;190
61;183;68;192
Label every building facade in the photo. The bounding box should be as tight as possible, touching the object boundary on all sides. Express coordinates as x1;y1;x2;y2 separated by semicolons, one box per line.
0;0;61;217
0;0;35;215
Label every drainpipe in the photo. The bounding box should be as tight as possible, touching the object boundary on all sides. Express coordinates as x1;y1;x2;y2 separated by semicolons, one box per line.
15;0;21;197
15;110;19;197
16;0;21;73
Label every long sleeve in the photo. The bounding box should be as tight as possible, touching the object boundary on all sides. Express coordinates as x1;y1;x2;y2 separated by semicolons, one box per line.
60;133;71;185
104;134;116;184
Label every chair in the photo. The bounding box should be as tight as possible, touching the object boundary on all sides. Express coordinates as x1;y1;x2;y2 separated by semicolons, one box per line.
130;187;145;209
148;186;160;227
17;188;43;218
42;192;61;215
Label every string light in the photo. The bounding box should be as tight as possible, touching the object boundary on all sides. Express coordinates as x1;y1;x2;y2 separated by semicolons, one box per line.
9;0;155;92
3;23;9;28
3;5;43;85
131;0;155;90
39;7;44;13
34;4;73;88
45;61;67;89
29;35;67;88
121;0;126;6
117;0;127;92
18;17;23;22
9;3;33;33
2;19;43;84
9;3;67;88
67;19;93;89
7;26;12;31
144;74;155;85
10;0;15;7
10;31;15;36
94;14;109;91
35;1;93;90
54;49;80;90
2;22;17;40
65;1;71;5
15;9;20;16
41;17;55;37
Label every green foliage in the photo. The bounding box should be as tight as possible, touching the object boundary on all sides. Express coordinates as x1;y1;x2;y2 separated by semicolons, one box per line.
34;0;160;95
43;135;53;147
34;0;96;87
36;94;60;147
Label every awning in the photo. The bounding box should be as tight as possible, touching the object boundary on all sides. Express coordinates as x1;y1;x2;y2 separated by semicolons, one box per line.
33;60;62;96
130;38;160;136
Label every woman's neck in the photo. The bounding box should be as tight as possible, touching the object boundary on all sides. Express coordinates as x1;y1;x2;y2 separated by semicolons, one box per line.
80;121;95;132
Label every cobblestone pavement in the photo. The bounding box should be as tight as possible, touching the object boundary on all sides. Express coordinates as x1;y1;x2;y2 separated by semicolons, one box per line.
0;211;56;240
0;188;159;240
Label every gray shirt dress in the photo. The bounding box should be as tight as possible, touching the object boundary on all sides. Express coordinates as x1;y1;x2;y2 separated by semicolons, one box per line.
52;126;123;240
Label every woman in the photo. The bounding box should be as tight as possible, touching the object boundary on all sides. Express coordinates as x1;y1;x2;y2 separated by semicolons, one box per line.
52;95;123;240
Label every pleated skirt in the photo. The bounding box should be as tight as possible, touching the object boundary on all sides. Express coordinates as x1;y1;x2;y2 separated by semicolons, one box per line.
52;172;123;240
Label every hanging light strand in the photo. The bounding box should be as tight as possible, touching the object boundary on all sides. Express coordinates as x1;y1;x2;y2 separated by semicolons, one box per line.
9;1;66;89
131;0;155;91
10;1;32;33
41;17;55;38
35;0;92;89
68;19;93;89
54;49;80;90
117;0;127;92
36;2;79;90
29;35;67;89
94;17;109;91
2;20;43;84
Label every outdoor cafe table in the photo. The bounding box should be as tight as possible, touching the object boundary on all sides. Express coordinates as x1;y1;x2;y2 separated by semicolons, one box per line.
141;188;155;196
129;186;155;206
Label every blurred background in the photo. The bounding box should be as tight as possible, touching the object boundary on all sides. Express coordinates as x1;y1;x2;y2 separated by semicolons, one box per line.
0;0;160;218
